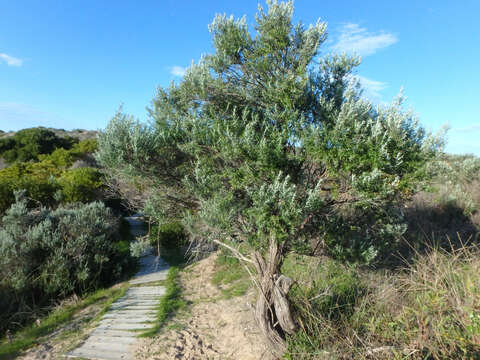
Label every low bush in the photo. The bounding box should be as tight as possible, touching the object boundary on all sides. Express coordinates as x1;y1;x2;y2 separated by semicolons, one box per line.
0;163;60;213
149;221;188;249
57;167;103;203
0;192;132;336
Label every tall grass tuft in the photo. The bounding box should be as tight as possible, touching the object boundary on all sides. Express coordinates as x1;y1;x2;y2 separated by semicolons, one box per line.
284;244;480;359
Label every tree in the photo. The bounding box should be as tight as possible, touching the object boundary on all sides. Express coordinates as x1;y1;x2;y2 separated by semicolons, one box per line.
97;1;443;355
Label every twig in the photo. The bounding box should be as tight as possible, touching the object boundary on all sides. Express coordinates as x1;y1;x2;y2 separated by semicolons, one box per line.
212;239;255;264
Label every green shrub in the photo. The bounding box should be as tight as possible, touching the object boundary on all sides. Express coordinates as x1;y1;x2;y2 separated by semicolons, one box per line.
38;147;74;168
0;128;77;164
0;193;129;335
37;139;98;168
58;167;104;203
0;163;60;213
150;221;187;249
71;138;98;154
0;137;102;214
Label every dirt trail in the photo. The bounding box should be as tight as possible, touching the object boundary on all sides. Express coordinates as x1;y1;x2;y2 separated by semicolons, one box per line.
135;253;273;360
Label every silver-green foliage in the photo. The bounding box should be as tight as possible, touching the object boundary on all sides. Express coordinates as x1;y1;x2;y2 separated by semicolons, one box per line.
97;1;443;262
427;153;480;184
0;191;122;331
95;110;158;177
425;153;480;216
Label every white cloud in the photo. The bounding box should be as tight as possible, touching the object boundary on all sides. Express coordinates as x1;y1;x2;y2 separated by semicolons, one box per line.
170;65;187;77
332;23;397;57
352;75;388;100
0;53;23;67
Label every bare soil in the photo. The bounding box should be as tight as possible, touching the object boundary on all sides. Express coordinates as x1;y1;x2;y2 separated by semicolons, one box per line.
135;252;274;360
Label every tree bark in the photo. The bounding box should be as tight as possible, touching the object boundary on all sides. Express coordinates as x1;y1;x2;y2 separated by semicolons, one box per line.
253;238;297;358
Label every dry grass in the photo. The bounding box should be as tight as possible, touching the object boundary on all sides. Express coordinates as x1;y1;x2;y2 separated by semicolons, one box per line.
398;245;480;358
283;244;480;359
0;284;129;359
401;178;480;264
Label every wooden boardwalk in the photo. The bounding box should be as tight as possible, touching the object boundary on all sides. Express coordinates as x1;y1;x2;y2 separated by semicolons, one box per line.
67;215;169;360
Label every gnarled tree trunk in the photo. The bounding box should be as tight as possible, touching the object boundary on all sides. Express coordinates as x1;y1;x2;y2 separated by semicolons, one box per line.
253;238;297;358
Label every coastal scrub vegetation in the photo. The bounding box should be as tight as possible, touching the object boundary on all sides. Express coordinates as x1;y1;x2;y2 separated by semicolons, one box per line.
0;131;104;214
0;191;134;336
0;1;474;358
0;129;135;343
95;1;472;358
0;128;76;164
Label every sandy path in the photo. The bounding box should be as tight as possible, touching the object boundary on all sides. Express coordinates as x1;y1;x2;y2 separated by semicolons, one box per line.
135;252;274;360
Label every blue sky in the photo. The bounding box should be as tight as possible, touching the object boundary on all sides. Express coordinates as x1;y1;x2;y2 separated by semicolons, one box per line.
1;0;479;155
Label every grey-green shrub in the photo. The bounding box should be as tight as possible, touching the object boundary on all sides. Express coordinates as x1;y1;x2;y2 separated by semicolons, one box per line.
0;192;126;334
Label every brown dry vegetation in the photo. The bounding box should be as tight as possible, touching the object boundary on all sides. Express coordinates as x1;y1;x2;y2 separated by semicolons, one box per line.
281;154;480;359
404;181;480;246
283;245;480;359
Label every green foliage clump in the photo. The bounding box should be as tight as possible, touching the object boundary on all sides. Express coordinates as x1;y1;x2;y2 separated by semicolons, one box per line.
0;128;76;164
0;193;129;335
0;139;103;214
150;221;187;249
37;138;98;168
57;167;103;203
71;138;98;154
0;163;60;213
